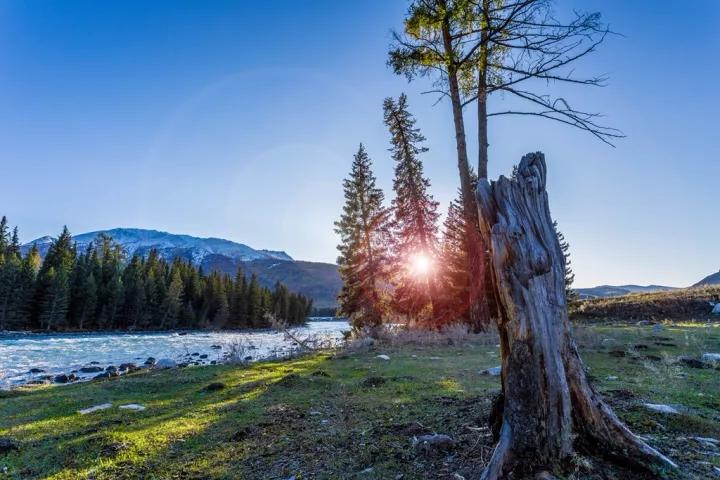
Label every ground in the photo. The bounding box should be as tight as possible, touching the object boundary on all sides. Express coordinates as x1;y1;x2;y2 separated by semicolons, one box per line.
1;323;719;479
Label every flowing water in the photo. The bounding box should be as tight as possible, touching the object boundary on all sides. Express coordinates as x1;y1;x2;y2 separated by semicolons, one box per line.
0;319;350;389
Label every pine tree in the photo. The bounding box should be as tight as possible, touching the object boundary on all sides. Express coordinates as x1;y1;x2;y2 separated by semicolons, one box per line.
384;94;440;323
334;144;392;329
160;269;183;329
437;191;472;324
553;221;577;302
35;227;75;330
0;216;9;260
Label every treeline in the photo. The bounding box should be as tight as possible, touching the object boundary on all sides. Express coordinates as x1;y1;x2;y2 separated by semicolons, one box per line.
0;218;312;331
336;94;574;331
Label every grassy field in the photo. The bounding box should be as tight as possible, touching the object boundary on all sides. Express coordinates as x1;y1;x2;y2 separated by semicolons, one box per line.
1;323;719;479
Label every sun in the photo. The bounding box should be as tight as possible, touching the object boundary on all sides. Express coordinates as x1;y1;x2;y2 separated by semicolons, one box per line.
410;252;432;276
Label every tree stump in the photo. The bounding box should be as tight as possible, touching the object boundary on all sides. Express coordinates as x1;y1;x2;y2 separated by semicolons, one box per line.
475;152;676;479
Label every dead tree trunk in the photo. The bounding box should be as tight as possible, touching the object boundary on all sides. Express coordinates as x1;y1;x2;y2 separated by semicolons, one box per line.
475;152;676;479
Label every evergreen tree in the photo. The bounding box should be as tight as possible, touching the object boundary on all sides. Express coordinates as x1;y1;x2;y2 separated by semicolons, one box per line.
160;269;183;329
554;221;577;302
384;94;440;322
0;216;9;260
334;144;392;329
438;190;472;324
35;227;75;330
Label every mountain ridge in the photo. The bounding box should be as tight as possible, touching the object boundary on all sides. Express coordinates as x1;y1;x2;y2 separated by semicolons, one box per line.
22;228;341;309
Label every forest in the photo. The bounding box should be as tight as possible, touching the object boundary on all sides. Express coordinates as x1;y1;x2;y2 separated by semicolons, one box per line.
0;217;313;331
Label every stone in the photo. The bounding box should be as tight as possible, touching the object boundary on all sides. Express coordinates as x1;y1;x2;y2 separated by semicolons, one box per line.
78;403;113;415
144;357;156;365
0;438;19;453
606;375;619;381
199;354;208;359
211;345;222;349
191;352;199;356
28;368;45;374
712;304;720;315
702;353;720;364
54;374;70;384
106;366;118;373
643;403;679;414
652;324;664;333
119;363;139;373
376;354;390;361
153;358;177;369
412;434;454;455
80;366;103;373
482;366;502;376
119;404;146;411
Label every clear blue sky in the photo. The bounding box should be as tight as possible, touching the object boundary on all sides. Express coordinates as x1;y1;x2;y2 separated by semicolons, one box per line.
1;0;718;288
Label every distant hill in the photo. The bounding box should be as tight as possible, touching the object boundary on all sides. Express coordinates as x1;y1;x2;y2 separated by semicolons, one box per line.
693;270;720;287
575;284;678;299
22;228;341;309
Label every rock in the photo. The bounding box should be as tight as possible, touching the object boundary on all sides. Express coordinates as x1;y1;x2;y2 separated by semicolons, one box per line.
676;356;709;369
606;375;619;381
203;382;226;392
244;356;253;362
54;374;70;384
119;363;139;373
360;376;386;388
144;357;156;365
712;304;720;315
482;366;502;376
702;353;720;364
643;403;679;414
78;403;113;415
89;361;100;365
714;466;720;477
191;352;199;356
412;434;454;455
633;344;649;350
608;350;626;358
119;404;146;411
359;467;374;474
0;438;19;453
153;358;177;369
28;368;45;374
376;354;390;361
199;354;208;359
106;365;118;373
210;360;217;365
211;345;222;349
652;324;664;333
80;366;103;373
636;320;651;326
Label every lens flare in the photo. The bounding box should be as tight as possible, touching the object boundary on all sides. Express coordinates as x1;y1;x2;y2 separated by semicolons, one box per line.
410;252;432;276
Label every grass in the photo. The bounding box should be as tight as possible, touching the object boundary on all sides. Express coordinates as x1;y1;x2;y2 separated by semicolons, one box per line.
1;323;719;479
571;286;720;322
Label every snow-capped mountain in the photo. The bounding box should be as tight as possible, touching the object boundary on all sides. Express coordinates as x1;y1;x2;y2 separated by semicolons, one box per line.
23;228;294;264
22;228;341;308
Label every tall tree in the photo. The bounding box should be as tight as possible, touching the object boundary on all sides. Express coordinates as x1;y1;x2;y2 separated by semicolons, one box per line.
35;227;75;330
335;144;392;329
384;94;440;323
389;0;491;329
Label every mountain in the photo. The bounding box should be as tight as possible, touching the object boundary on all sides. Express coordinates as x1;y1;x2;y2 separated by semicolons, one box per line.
693;270;720;287
575;284;678;300
22;228;341;308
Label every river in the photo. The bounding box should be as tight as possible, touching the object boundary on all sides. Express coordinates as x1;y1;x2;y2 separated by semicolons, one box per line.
0;319;350;389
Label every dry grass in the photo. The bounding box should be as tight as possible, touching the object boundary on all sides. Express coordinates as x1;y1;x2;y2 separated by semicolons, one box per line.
570;286;720;322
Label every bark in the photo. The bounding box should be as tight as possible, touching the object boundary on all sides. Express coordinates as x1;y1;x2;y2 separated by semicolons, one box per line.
441;10;490;331
475;152;676;479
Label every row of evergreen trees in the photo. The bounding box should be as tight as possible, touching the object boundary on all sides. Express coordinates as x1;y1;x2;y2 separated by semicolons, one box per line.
0;218;313;331
335;94;575;329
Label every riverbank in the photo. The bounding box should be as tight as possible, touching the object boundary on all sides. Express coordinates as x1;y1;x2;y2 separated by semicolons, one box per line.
1;323;719;479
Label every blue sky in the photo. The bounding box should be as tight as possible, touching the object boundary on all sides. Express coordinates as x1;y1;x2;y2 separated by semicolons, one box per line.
1;0;718;288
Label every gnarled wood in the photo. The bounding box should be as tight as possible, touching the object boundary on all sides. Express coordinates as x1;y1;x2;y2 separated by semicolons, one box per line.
476;152;676;479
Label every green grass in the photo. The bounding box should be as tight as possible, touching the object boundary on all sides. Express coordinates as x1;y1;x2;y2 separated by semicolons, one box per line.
1;323;719;479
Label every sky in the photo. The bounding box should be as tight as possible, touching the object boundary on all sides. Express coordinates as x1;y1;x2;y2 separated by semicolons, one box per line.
0;0;718;288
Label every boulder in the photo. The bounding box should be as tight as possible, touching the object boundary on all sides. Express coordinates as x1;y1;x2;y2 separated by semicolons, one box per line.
676;356;709;369
119;404;146;411
29;368;45;374
199;354;208;359
712;304;720;315
119;363;139;373
211;345;222;349
54;374;70;384
376;354;391;361
144;357;156;366
153;358;177;369
702;353;720;364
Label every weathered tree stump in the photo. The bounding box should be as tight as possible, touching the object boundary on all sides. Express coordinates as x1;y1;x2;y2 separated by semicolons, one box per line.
476;152;676;479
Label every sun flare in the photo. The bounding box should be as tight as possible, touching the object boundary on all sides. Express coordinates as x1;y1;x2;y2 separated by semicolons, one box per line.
410;252;432;276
